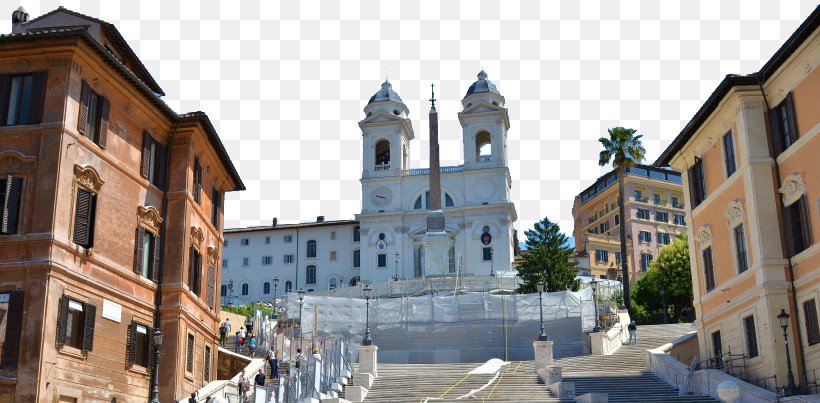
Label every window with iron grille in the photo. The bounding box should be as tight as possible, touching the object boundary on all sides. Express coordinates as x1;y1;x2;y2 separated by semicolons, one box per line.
703;247;716;292
204;345;211;382
186;333;194;373
330;251;337;261
743;315;758;358
804;299;820;346
353;250;360;268
306;265;317;284
353;226;360;242
306;240;317;258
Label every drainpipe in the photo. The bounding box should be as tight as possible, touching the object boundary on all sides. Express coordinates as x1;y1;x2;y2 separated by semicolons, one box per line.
757;80;808;388
295;228;299;290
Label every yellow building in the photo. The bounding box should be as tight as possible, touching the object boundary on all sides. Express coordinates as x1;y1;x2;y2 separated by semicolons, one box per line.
655;8;819;393
572;164;686;283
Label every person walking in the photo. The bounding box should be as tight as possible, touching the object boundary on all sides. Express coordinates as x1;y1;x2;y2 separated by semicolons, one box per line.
266;348;279;379
254;368;266;387
225;318;232;334
627;320;638;345
219;321;227;347
187;392;197;403
234;331;243;354
237;369;249;401
245;314;254;335
248;336;257;357
294;348;304;370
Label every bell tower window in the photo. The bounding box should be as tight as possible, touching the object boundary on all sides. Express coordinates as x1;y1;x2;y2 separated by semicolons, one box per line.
476;131;492;162
375;140;391;170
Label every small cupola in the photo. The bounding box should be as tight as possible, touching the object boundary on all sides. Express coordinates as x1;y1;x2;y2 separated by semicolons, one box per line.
363;80;410;118
462;70;505;109
12;6;29;25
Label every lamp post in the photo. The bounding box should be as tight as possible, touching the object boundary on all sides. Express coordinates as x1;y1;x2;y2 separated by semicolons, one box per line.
227;280;234;307
536;281;548;341
490;247;495;277
591;279;601;333
149;328;163;403
272;277;280;319
394;251;400;281
659;285;668;324
777;309;798;396
362;284;372;346
298;288;305;349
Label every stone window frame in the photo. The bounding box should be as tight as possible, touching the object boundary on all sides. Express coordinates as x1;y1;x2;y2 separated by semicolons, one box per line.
0;150;36;235
736;307;762;364
779;173;806;207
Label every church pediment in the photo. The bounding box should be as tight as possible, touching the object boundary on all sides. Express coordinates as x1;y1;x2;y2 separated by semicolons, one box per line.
461;100;504;114
359;110;405;124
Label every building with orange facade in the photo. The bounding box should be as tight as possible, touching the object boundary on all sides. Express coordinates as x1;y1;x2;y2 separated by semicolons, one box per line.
572;164;686;283
0;7;243;402
655;8;819;394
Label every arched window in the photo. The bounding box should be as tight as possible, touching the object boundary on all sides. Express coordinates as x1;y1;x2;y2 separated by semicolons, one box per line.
241;283;249;295
306;240;317;258
306;265;317;285
220;285;227;297
353;249;361;268
375;140;391;168
476;131;492;162
349;276;360;286
353;226;360;242
285;280;293;293
414;191;455;209
445;194;454;208
329;278;337;290
263;282;270;294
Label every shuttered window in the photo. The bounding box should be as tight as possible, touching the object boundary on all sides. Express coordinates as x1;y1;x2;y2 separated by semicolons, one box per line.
688;158;707;208
186;333;194;373
56;295;96;352
743;315;758;358
188;247;202;296
0;291;24;369
133;227;162;282
783;196;813;257
127;321;151;368
72;189;97;248
204;345;211;382
734;224;748;273
769;93;799;156
703;247;716;292
206;266;215;309
804;299;820;346
77;81;110;148
1;176;23;235
723;131;737;177
193;157;202;204
0;72;47;126
211;188;221;227
140;131;167;189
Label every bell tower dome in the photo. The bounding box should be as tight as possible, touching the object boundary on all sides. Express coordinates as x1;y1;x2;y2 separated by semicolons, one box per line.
458;70;510;170
359;80;414;178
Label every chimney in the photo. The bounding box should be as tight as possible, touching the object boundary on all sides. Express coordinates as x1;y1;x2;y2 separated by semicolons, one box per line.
11;6;29;33
272;217;278;226
316;216;325;223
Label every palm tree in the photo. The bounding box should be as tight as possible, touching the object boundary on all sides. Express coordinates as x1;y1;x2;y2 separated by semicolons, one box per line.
598;127;646;316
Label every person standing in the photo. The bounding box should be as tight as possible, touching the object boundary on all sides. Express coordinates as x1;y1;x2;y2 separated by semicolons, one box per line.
248;336;257;357
219;321;227;347
245;314;254;335
225;318;232;334
266;347;279;379
234;331;243;354
237;369;249;400
254;368;266;387
627;320;638;345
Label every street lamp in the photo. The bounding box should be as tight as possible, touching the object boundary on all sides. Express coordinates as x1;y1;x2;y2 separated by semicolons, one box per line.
777;309;798;396
489;247;495;277
362;284;373;346
394;251;400;281
150;328;163;403
536;281;548;341
272;277;280;319
227;280;234;307
659;285;668;324
298;288;305;349
590;279;601;333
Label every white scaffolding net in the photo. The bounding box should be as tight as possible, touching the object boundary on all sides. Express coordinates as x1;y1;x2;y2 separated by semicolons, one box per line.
287;288;595;364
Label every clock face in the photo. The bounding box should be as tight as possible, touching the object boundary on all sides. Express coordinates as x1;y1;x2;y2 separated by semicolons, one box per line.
376;240;387;251
371;187;392;206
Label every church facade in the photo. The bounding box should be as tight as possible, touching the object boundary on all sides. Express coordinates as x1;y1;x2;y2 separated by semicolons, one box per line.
222;72;517;301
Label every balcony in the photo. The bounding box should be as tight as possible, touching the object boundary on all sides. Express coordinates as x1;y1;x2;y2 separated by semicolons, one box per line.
476;155;492;163
403;166;465;176
374;164;390;171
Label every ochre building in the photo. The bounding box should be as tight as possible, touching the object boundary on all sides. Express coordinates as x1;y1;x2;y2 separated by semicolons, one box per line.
656;8;819;394
0;7;243;402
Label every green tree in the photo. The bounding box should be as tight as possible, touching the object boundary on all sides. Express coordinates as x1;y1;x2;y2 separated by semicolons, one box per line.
517;217;579;293
631;234;694;324
598;126;646;316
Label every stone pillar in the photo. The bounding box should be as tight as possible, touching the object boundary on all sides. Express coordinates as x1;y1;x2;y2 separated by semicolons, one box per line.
533;340;554;373
590;331;606;355
358;345;378;378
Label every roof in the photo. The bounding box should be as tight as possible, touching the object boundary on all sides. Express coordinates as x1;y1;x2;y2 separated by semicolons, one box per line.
0;25;245;191
22;6;164;96
224;220;360;234
655;5;820;166
464;70;500;98
577;164;682;204
367;80;404;105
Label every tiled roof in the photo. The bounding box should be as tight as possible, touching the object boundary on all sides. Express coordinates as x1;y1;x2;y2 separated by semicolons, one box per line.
224;220;360;234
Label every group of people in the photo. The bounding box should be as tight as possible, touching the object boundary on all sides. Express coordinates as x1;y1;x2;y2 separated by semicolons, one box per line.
219;315;263;356
236;345;282;400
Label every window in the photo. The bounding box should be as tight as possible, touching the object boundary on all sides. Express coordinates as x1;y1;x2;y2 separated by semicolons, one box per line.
330;231;336;240
658;233;671;246
188;247;202;295
265;236;270;244
127;322;151;368
615;252;622;265
353;250;360;268
674;214;686;225
483;247;493;261
449;245;456;273
414;191;455;210
3;72;46;126
770;93;798;155
330;251;337;261
783;196;812;256
712;331;723;368
703;247;716;292
133;227;160;282
0;176;23;235
329;278;337;290
614;214;620;226
72;188;97;248
723;131;737;177
634;190;644;202
284;254;294;264
476;131;492;162
653;193;662;205
804;299;820;346
285;281;293;293
640;254;653;271
655;212;668;223
637;209;649;220
0;291;24;369
241;283;248;295
306;265;317;284
211;188;221;226
599;221;609;234
743;315;758;358
353;226;360;242
220;285;227;297
241;238;249;246
204;345;211;382
284;235;293;243
186;334;194;373
734;224;748;273
375;139;391;166
306;240;317;258
377;254;387;268
222;259;228;268
595;250;608;263
639;231;652;243
77;81;110;146
262;256;272;265
688;159;707;207
56;296;96;352
445;194;455;208
193;157;202;204
140;132;166;189
242;257;249;267
263;282;270;294
671;196;681;208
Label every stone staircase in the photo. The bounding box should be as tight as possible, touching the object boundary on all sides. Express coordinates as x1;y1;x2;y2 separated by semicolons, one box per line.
361;323;719;402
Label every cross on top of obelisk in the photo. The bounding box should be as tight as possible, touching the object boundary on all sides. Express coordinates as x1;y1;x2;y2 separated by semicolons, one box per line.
429;83;436;109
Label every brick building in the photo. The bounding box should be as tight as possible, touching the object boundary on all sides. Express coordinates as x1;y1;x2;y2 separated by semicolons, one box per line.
655;8;819;393
0;7;243;402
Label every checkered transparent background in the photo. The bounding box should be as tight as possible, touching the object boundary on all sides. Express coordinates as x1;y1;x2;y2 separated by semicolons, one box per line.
5;0;816;236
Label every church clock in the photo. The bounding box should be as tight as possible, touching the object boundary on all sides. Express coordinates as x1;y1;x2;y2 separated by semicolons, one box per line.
371;187;392;207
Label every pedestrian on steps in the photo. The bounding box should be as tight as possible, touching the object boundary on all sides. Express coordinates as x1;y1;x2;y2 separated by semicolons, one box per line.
254;368;267;387
266;347;279;379
245;314;254;334
248;336;257;356
627;320;638;345
237;369;249;400
219;321;227;347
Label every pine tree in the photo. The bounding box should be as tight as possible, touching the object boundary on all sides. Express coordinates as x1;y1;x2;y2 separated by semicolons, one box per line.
517;217;579;293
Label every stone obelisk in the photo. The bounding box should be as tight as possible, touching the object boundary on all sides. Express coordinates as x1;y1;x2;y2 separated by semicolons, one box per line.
423;84;451;277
